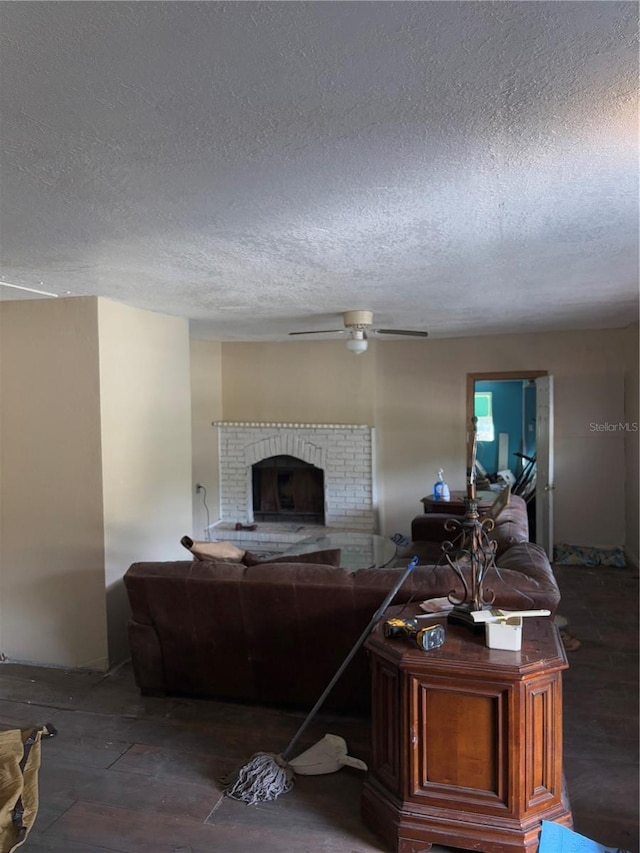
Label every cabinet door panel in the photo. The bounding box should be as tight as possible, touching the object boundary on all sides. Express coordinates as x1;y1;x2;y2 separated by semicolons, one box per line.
408;676;511;812
424;690;498;790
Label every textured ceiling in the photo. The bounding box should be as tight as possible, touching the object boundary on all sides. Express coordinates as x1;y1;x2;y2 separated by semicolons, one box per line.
0;1;637;340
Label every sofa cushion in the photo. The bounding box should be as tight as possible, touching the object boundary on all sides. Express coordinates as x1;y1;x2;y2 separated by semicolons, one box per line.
486;494;529;554
242;548;341;567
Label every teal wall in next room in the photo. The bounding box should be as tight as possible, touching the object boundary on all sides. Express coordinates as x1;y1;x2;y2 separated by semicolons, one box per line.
475;380;529;475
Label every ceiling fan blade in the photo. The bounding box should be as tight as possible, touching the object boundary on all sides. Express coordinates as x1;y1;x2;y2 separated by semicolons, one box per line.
375;328;429;337
288;329;345;336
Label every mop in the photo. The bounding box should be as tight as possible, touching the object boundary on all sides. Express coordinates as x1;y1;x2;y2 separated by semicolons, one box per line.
223;556;419;804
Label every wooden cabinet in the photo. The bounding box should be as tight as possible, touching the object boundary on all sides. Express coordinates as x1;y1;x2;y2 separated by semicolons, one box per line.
362;606;573;852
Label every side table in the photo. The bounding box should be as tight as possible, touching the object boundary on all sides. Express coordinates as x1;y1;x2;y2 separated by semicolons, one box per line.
361;605;573;853
420;490;495;514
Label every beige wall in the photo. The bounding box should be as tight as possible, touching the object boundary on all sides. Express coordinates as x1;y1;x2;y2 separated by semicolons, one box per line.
210;328;628;549
0;296;193;669
0;297;108;667
221;340;377;424
623;322;639;565
98;299;193;664
190;339;223;538
376;331;626;546
219;339;379;523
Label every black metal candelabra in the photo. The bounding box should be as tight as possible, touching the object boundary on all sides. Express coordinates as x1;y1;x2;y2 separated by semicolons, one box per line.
442;494;498;631
436;415;498;630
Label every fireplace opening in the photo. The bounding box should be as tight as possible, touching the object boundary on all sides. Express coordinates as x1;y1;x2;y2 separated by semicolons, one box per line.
252;455;325;524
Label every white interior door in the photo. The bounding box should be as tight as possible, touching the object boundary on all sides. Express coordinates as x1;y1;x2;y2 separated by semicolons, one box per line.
535;376;554;559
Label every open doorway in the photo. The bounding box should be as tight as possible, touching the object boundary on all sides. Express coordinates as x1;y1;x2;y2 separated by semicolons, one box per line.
466;371;553;556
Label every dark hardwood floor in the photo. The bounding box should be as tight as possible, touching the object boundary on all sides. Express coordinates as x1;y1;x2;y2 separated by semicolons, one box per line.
0;563;637;853
553;562;639;853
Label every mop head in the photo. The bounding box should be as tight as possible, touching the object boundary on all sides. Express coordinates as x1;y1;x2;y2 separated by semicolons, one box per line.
224;752;294;804
222;558;419;806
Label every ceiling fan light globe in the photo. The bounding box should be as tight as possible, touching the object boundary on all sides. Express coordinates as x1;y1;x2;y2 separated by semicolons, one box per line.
346;337;368;355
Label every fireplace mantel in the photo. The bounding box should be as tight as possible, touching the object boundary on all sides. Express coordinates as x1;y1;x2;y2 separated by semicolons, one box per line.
212;422;369;429
213;422;376;531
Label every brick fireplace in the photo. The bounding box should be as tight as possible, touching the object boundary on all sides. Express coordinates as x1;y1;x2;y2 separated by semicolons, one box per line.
214;423;376;531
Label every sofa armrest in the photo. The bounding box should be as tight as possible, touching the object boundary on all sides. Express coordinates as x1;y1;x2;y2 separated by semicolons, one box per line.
492;542;560;614
411;494;530;556
487;495;529;554
128;619;166;693
411;514;462;544
374;541;560;616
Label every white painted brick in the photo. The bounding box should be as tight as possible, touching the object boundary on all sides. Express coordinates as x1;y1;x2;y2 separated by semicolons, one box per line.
218;424;373;525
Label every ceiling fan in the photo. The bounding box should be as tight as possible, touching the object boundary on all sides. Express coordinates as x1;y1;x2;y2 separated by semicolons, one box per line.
288;310;428;354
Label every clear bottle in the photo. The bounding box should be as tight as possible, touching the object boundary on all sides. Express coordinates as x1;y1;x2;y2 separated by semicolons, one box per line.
433;468;450;500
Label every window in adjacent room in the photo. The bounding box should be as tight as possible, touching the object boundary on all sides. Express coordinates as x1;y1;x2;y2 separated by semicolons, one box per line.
474;391;495;442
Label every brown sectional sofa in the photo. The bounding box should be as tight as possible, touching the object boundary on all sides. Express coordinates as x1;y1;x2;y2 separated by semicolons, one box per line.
124;495;559;713
409;492;532;560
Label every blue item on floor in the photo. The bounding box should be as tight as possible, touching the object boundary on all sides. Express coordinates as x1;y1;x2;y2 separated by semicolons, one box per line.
539;820;631;853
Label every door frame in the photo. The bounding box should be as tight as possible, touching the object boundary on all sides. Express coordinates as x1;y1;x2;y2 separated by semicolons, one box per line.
466;370;549;547
466;371;548;467
466;371;548;433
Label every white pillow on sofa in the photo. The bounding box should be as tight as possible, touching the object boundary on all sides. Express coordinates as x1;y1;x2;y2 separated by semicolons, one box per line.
180;535;245;562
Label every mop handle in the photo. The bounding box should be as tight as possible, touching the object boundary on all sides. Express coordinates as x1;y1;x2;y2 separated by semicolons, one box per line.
281;556;419;761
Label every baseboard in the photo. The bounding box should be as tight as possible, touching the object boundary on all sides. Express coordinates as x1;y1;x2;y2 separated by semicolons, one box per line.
624;548;639;571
